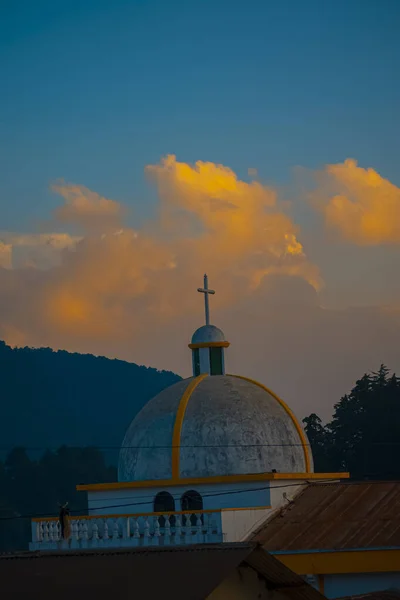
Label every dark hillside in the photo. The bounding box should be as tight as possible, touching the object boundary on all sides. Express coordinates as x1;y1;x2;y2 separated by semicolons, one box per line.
0;341;181;459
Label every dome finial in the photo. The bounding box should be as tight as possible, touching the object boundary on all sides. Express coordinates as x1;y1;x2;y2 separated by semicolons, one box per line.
197;273;215;325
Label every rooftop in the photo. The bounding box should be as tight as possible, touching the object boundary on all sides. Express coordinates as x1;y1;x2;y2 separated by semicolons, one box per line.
0;543;325;600
252;481;400;551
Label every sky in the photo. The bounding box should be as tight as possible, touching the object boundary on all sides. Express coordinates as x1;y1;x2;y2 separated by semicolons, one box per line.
1;0;400;420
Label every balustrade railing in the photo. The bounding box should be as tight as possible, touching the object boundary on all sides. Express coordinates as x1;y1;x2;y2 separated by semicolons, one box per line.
30;511;223;550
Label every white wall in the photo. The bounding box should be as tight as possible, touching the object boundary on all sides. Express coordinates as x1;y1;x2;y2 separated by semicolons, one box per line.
87;480;271;515
221;508;271;542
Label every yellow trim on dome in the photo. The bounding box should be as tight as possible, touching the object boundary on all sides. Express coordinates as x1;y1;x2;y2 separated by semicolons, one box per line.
228;374;312;472
188;341;230;349
171;373;208;479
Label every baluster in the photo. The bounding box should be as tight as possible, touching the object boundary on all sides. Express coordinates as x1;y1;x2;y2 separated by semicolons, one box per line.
164;515;171;545
56;521;62;542
196;514;202;533
153;516;160;545
72;521;79;541
39;522;45;543
143;517;150;545
196;513;203;542
36;522;42;542
154;516;160;537
124;517;131;540
50;521;56;541
82;522;89;541
43;522;49;542
206;513;213;541
78;520;83;540
184;515;191;544
112;520;119;540
90;520;98;547
174;516;182;545
133;518;140;538
103;520;109;540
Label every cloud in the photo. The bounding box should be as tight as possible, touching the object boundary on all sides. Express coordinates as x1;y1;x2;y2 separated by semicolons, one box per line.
315;159;400;245
0;154;320;346
146;155;321;294
1;155;400;418
0;242;12;269
0;232;80;269
51;181;125;233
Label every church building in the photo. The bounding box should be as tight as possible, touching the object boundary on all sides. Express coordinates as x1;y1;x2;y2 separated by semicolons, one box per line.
29;276;400;598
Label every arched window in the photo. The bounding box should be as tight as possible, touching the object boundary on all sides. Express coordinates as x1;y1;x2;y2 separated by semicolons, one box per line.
154;491;175;528
181;490;203;526
154;491;175;513
181;490;203;511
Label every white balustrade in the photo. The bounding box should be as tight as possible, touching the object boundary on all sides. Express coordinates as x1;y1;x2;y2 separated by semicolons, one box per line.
29;510;223;551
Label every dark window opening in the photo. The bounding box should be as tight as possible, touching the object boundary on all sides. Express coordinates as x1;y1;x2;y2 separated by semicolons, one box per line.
154;491;175;527
181;490;203;526
193;348;201;376
209;347;223;375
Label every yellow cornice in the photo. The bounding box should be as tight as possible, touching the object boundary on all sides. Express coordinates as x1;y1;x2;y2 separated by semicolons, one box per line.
276;548;400;575
171;373;208;478
77;472;349;492
228;374;312;472
188;341;230;349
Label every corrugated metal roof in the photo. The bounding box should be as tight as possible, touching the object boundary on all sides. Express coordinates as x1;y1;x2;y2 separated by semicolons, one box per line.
0;543;326;600
253;481;400;551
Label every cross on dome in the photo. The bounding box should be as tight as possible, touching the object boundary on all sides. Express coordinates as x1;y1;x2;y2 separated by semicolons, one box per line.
197;274;215;325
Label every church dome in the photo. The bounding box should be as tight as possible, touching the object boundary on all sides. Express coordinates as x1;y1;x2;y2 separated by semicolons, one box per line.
118;374;313;482
191;324;226;345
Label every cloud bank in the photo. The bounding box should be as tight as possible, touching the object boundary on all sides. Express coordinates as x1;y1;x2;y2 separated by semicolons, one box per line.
316;159;400;245
1;155;400;419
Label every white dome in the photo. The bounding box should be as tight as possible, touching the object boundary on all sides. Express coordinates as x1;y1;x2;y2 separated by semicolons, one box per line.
191;325;226;345
118;374;313;482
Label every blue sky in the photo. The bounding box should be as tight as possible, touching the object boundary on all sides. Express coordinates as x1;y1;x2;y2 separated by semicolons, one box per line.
1;0;399;231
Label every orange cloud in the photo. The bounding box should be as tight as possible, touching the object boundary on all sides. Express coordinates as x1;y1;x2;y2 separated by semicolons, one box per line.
51;181;125;233
1;155;400;418
316;159;400;245
0;155;321;349
146;155;321;293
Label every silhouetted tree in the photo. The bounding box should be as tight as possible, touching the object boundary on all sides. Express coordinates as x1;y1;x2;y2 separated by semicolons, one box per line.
303;365;400;479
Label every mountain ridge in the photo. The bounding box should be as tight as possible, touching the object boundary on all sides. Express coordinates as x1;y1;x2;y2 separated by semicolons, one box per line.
0;341;181;460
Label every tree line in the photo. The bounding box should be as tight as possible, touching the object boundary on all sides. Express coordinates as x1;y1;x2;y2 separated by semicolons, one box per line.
303;364;400;479
0;446;116;551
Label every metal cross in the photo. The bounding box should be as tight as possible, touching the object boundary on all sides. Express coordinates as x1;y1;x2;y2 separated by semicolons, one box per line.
197;274;215;326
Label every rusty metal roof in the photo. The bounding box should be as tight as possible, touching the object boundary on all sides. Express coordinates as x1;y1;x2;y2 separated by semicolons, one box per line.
0;544;326;600
253;481;400;551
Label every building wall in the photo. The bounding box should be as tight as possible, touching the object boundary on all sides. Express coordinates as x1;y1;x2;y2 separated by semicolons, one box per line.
222;508;271;542
237;479;306;535
87;480;272;515
208;566;288;600
323;572;400;599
